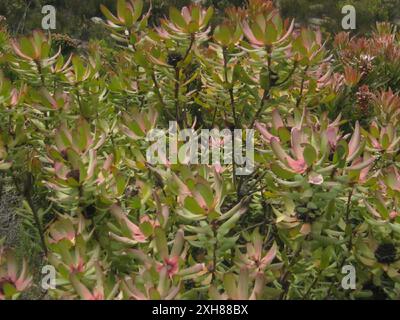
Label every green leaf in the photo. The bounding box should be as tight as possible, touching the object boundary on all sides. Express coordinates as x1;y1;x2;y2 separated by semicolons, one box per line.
115;173;127;196
214;25;230;46
334;141;348;168
3;282;17;298
117;0;126;21
132;0;143;23
20;37;35;59
223;273;237;299
188;21;199;33
170;7;187;29
154;227;169;260
218;209;244;237
271;137;290;164
233;65;255;85
72;56;85;82
320;246;333;269
303;144;317;166
271;162;295;179
133;51;147;67
184;197;205;215
278;127;291;143
381;133;390;150
260;67;270;91
250;22;264;42
139;221;153;237
265;23;278;45
203;7;214;27
198;184;214;208
191;6;200;24
149;288;161;300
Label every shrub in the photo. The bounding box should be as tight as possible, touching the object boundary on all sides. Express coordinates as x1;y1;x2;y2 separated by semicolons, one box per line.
0;0;400;300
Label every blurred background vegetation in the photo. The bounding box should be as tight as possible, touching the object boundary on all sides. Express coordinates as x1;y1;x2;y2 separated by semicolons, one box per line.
280;0;400;33
1;0;400;40
1;0;400;300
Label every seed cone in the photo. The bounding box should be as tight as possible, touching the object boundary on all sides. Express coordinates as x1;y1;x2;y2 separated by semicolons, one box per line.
374;243;397;264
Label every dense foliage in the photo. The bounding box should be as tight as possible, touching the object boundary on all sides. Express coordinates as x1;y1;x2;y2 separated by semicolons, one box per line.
1;0;400;300
2;0;400;39
280;0;400;34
